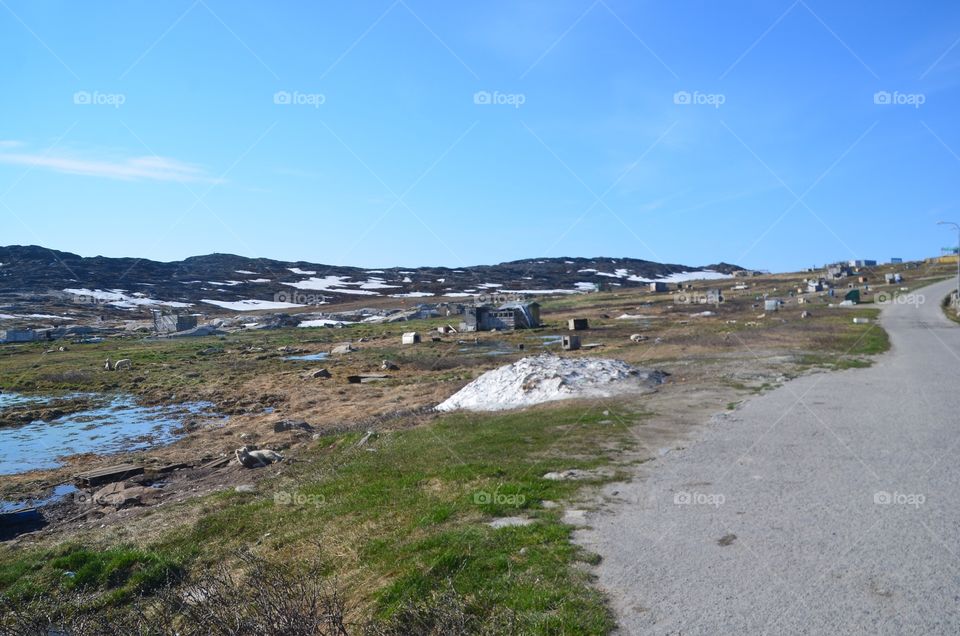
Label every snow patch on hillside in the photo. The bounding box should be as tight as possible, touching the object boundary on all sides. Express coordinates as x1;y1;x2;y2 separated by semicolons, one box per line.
201;299;305;311
63;288;192;309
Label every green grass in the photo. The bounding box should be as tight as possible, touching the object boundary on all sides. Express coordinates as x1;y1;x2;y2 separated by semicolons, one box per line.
0;545;182;605
942;294;960;325
0;403;640;633
795;309;890;371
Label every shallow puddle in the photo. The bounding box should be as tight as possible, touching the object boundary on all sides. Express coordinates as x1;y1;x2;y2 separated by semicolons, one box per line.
283;352;330;361
0;393;217;475
0;483;76;513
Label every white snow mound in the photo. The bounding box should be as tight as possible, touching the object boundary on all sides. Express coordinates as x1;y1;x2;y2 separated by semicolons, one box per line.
436;354;665;412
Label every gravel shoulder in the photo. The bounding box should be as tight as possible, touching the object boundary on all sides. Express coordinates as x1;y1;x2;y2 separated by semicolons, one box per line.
577;279;960;635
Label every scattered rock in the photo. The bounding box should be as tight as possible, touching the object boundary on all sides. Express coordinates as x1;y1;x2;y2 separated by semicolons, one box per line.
356;430;378;447
488;517;534;529
234;484;256;494
308;368;331;379
543;469;590;481
273;420;314;433
562;509;589;527
717;533;737;547
542;468;613;481
381;360;400;371
331;343;356;355
92;482;160;508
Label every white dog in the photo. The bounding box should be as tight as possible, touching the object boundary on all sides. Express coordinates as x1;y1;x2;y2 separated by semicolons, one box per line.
235;446;284;468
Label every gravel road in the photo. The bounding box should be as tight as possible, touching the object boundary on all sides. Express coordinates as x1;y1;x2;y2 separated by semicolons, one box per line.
578;278;960;635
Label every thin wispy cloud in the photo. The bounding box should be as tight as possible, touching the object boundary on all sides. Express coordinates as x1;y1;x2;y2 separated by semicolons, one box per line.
0;149;222;184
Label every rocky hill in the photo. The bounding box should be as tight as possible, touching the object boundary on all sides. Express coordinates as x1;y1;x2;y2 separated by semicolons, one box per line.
0;245;742;314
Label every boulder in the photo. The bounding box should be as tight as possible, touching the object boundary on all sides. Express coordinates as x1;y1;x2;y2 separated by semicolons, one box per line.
309;368;332;379
330;343;355;355
273;420;315;433
93;482;159;507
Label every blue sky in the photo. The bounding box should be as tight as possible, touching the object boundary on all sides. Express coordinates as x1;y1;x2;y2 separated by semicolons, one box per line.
2;0;959;271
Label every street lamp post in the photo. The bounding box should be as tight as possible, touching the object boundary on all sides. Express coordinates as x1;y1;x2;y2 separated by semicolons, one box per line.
938;221;960;312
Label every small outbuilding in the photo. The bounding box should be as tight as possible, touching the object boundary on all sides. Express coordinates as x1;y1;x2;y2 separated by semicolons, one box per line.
562;335;581;351
401;332;421;345
459;301;541;332
152;311;198;334
568;318;589;331
0;329;37;344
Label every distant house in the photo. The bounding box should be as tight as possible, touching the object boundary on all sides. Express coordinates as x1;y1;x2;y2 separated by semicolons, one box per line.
438;303;466;317
459;301;541;332
649;282;669;293
890;258;903;264
806;279;826;293
826;264;852;279
0;329;37;344
845;289;861;304
848;259;877;268
152;311;198;334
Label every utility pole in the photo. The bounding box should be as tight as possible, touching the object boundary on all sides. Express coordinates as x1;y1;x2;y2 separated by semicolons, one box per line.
938;221;960;312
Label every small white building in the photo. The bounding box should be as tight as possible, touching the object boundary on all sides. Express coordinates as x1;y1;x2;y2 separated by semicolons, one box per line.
401;332;421;345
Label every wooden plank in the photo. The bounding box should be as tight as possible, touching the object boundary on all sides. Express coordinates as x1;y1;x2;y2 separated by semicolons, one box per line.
198;456;231;470
74;463;144;488
154;462;190;474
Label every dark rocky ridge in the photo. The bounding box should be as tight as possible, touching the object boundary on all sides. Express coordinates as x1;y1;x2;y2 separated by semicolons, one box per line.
0;245;742;309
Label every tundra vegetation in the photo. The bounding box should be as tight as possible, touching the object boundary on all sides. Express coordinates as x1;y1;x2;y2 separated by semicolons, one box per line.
2;265;949;634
